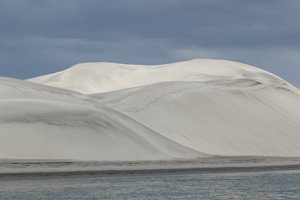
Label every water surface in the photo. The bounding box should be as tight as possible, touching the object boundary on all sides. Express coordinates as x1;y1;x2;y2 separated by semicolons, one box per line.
0;170;299;199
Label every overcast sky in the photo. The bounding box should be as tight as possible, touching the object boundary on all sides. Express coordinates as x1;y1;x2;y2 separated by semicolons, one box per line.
0;0;299;86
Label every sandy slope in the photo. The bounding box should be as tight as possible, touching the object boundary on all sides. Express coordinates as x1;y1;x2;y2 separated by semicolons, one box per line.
93;81;300;156
0;77;203;161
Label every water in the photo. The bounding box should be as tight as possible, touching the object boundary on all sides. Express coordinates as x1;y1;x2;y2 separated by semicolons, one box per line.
0;170;300;199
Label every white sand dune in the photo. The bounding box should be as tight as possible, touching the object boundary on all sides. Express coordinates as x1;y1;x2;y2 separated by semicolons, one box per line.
0;77;203;161
0;59;299;160
30;58;300;157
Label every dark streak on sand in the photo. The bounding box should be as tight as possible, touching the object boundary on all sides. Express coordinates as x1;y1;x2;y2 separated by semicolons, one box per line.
1;164;300;179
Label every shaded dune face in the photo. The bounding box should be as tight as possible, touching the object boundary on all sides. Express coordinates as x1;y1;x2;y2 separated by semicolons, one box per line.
0;59;300;161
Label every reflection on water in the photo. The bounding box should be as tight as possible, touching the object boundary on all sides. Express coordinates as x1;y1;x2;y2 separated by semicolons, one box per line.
0;170;300;200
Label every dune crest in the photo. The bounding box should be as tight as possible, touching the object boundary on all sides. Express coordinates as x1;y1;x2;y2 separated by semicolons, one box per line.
29;59;293;94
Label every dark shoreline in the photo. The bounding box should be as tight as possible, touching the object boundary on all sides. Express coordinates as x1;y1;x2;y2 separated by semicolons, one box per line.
1;163;300;179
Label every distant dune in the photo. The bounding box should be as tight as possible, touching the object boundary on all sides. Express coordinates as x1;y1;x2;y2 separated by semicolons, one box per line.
29;59;296;94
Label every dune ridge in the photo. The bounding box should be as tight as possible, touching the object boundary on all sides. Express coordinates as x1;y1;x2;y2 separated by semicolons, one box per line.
29;59;294;94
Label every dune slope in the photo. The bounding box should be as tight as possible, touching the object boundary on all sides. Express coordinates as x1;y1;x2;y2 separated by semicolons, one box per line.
93;80;300;157
0;77;203;161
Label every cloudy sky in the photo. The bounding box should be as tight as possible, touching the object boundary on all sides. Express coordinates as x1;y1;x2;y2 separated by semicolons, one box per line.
0;0;299;86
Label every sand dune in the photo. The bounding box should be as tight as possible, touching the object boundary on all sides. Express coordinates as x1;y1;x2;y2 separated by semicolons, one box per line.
0;59;299;161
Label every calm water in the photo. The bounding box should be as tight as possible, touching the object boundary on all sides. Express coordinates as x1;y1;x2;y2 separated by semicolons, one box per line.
0;170;300;200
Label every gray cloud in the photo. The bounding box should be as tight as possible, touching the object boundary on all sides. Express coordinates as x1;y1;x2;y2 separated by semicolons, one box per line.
0;0;299;87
